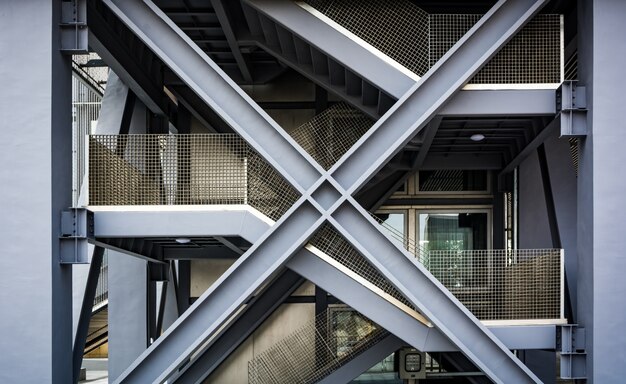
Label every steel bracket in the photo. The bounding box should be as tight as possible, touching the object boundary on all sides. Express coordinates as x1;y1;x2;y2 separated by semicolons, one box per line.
60;0;88;54
60;208;94;264
557;81;587;137
557;324;586;379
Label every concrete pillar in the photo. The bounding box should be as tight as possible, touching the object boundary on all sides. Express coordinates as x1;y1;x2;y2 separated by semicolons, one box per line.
0;1;73;382
578;0;626;381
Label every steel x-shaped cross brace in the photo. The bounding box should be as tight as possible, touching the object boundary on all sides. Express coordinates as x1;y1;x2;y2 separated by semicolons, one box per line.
108;0;548;382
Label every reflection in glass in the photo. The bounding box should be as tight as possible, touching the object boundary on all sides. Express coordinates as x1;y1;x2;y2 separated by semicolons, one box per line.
419;212;488;289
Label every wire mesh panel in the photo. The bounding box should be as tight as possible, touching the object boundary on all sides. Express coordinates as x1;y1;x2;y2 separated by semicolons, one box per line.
301;0;562;84
88;134;299;221
309;223;416;310
421;249;561;320
372;216;562;320
431;14;563;84
289;102;374;170
248;308;388;384
303;0;430;76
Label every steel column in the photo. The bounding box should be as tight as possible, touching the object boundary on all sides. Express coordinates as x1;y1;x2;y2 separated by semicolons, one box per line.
577;0;626;381
0;1;73;382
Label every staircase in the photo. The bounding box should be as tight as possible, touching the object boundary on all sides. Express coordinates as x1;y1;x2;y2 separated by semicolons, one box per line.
240;0;412;119
248;308;389;384
94;0;554;382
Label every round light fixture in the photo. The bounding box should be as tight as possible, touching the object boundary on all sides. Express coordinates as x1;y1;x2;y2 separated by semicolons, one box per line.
175;237;191;244
470;133;485;142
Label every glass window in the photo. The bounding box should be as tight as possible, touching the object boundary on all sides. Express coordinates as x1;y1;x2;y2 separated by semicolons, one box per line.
418;212;488;251
417;211;489;289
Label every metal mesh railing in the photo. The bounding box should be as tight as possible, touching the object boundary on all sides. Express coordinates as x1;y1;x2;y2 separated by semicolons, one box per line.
289;102;374;170
430;14;562;84
93;251;108;309
72;65;103;206
422;249;562;320
88;134;299;221
303;0;430;75
309;223;416;310
323;215;563;321
301;0;562;84
248;307;388;384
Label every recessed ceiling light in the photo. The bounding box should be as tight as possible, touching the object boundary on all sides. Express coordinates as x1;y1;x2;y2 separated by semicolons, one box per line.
470;133;485;142
175;238;191;244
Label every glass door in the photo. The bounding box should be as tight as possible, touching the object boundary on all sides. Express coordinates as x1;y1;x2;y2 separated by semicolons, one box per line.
417;210;490;289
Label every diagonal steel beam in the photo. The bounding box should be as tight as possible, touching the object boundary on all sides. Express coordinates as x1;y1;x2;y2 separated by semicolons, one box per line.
104;0;322;193
87;2;166;115
72;247;105;384
113;200;325;383
329;0;550;195
104;0;548;382
327;200;542;382
172;270;304;384
316;334;405;384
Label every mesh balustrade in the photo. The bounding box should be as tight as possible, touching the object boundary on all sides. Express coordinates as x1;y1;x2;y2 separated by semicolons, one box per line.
248;308;388;384
289;102;374;170
88;134;299;221
301;0;562;84
89;133;563;321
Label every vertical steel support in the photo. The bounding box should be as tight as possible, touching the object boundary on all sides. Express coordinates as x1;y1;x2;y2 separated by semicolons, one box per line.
0;1;73;382
577;0;626;381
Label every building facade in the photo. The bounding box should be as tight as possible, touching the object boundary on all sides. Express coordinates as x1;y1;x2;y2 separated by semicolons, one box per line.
1;0;625;383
